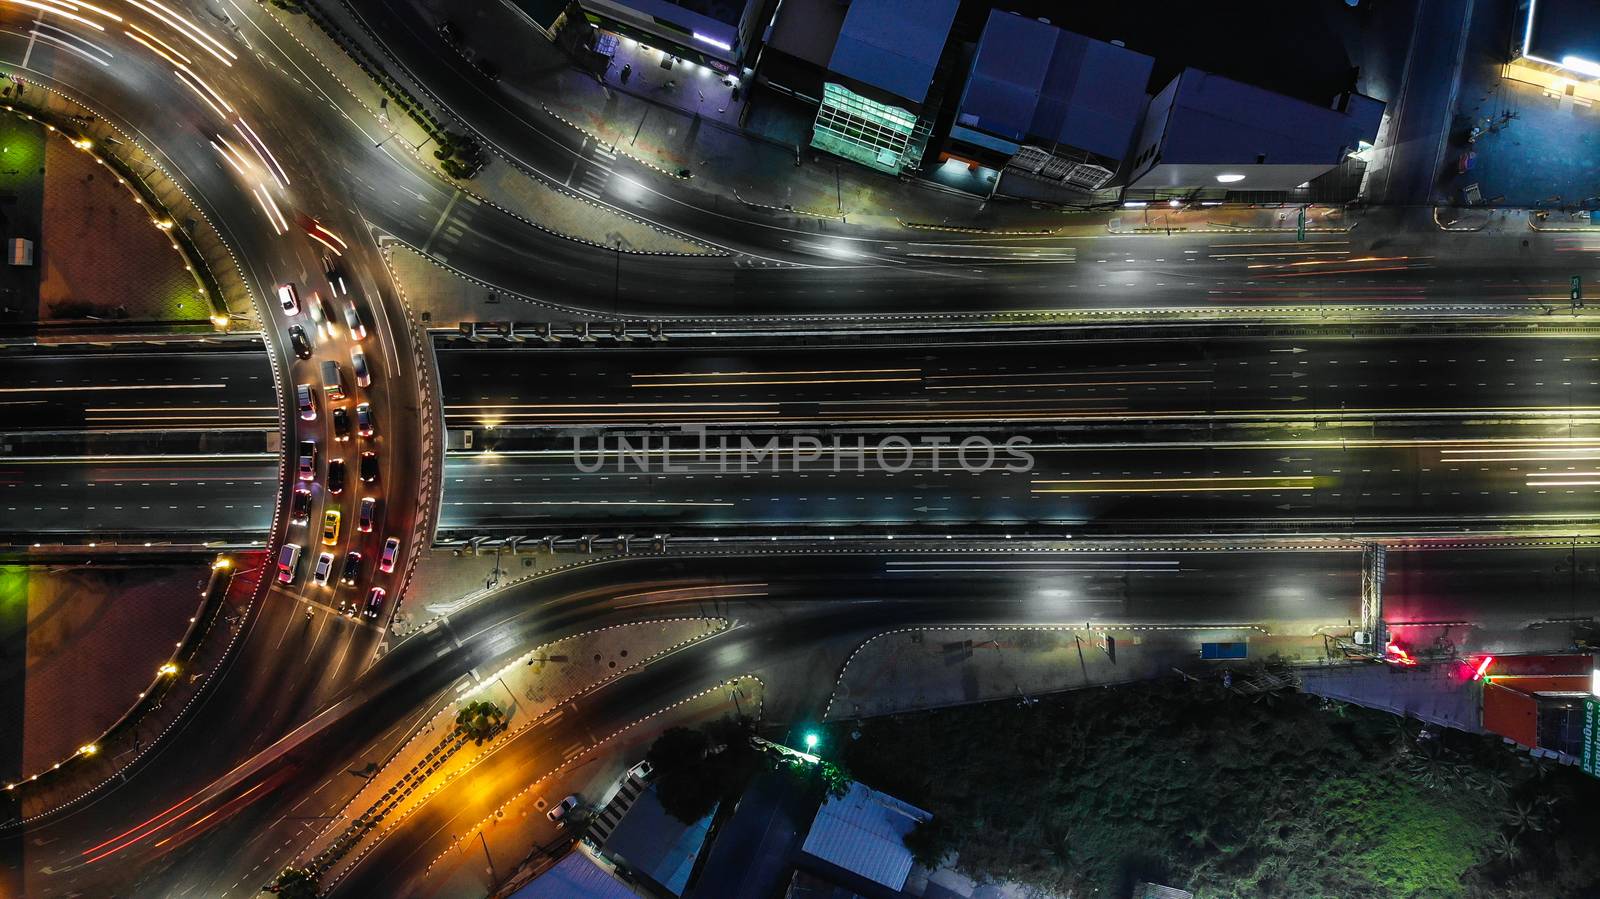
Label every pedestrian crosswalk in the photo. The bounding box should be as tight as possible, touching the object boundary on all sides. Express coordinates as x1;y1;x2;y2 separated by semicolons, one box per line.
585;771;649;845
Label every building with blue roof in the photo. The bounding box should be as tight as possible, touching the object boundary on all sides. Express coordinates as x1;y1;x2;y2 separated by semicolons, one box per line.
1125;67;1383;196
946;11;1155;191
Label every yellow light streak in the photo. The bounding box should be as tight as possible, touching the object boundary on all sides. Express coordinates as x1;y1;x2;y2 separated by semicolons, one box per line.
0;0;105;30
126;20;188;63
123;0;235;64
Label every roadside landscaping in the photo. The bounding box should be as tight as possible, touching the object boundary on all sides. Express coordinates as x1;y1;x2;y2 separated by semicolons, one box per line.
832;675;1600;898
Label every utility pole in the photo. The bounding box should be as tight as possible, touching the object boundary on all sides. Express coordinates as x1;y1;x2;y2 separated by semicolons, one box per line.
612;239;622;316
479;831;498;884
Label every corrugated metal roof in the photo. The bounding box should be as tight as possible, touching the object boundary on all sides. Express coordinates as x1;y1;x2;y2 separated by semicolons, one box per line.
601;784;714;896
828;0;958;104
958;11;1153;161
511;851;640;899
800;782;930;891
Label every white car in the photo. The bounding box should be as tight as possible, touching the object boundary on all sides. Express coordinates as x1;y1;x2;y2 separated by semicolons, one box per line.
546;794;581;826
343;300;366;340
379;536;400;573
277;283;300;315
312;551;335;587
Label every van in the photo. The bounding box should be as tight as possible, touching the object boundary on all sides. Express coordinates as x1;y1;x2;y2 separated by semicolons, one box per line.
321;360;345;401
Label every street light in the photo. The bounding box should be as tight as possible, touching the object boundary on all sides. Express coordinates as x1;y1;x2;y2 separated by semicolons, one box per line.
803;731;819;751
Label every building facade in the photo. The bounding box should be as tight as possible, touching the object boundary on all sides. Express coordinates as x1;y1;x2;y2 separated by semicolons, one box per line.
946;11;1154;191
1124;68;1383;198
574;0;775;70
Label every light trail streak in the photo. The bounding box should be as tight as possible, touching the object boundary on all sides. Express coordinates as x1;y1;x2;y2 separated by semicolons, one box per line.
125;20;187;62
172;67;226;117
123;0;234;65
0;0;105;30
252;184;288;234
43;0;122;21
924;379;1211;390
234;118;288;187
0;382;224;393
175;64;231;112
1246;255;1422;270
208;138;248;176
1031;475;1315;494
1209;250;1349;259
305;229;345;257
26;28;109;64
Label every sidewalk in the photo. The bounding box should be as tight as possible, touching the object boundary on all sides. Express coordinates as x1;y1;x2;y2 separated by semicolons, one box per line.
821;624;1327;721
302;617;726;886
385;546;613;642
1442;0;1600;208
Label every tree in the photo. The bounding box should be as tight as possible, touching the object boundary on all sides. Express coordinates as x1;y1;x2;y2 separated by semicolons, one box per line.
647;717;762;825
904;815;957;869
270;866;318;897
454;700;505;745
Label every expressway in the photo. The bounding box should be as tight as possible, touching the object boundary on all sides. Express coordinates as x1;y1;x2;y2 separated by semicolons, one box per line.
9;331;1600;539
10;543;1595;898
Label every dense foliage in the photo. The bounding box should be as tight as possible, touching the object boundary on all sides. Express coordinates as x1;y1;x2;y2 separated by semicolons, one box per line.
832;677;1600;898
647;716;852;824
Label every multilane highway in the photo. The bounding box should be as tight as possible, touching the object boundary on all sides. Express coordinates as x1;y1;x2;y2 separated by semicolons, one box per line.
8;332;1600;538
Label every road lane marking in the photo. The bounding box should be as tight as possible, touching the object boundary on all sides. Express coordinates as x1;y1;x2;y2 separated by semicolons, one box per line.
421;190;463;254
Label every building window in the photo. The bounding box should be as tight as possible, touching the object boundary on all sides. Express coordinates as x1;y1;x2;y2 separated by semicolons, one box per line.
811;83;920;175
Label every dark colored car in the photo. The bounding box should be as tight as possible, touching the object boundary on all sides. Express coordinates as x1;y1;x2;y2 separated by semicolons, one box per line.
323;253;348;296
359;451;378;483
332;406;351;442
339;550;362;588
358;496;377;533
291;487;312;524
289;325;312;359
355;402;374;437
297;440;317;481
327;458;346;494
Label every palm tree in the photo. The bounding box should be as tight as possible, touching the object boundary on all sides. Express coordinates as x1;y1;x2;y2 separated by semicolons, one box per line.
1488;832;1522;866
270;866;319;898
454;700;506;745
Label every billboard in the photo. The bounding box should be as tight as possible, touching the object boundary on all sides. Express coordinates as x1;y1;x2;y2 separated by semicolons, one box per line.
1584;698;1600;779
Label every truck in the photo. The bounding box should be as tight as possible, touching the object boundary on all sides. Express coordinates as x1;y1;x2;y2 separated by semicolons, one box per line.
320;359;345;401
